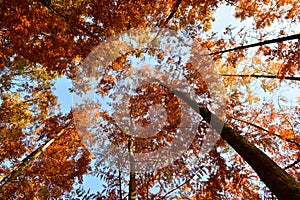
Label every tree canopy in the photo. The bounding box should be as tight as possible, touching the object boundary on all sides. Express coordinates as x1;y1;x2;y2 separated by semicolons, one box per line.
0;0;299;199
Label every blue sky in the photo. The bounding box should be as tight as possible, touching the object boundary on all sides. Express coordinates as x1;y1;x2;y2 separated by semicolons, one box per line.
53;77;73;114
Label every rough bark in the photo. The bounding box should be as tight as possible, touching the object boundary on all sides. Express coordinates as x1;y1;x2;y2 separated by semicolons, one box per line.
170;87;300;200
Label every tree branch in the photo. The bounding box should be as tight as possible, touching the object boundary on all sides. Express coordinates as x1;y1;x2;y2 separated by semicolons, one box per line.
231;116;300;148
161;166;204;199
221;74;300;81
38;0;100;41
209;34;300;55
157;0;182;27
284;156;300;170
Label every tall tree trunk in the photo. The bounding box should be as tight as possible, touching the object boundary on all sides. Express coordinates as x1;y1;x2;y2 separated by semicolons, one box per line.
168;87;300;199
128;136;136;200
118;160;123;200
0;123;70;192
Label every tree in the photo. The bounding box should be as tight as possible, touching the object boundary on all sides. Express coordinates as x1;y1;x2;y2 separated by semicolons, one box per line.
1;0;300;199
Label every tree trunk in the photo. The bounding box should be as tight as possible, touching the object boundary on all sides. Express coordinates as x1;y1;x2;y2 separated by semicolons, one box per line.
170;88;300;200
128;136;136;200
0;123;69;192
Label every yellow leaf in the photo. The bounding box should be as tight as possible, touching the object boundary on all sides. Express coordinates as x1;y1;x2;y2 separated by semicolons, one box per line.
247;95;260;104
73;55;81;63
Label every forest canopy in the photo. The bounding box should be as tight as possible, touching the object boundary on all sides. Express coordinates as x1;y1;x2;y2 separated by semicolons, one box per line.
0;0;300;199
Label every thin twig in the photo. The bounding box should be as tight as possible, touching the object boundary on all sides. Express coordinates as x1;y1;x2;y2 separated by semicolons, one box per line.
284;156;300;170
230;116;300;148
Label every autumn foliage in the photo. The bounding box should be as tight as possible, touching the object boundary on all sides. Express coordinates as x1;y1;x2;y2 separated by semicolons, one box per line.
0;0;300;199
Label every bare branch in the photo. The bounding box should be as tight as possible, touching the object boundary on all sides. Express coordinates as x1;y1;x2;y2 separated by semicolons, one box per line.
209;34;300;55
221;74;300;81
230;116;300;148
158;0;182;27
284;156;300;170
